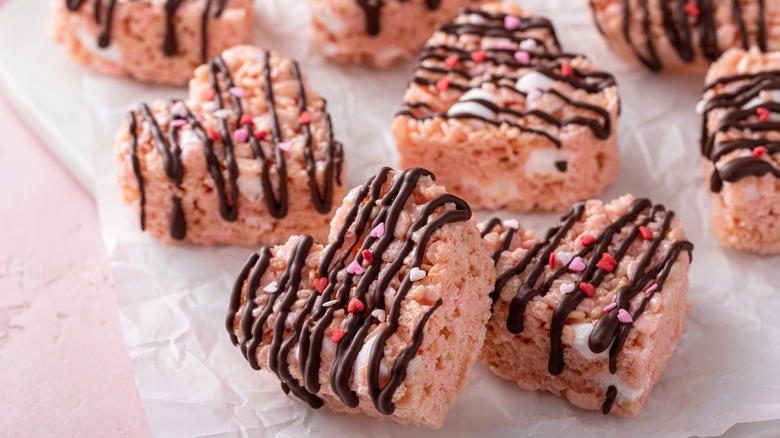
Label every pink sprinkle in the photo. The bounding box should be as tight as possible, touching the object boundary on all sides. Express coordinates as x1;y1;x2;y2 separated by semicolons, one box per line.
346;260;364;275
568;256;586;272
229;87;246;98
504;15;522;30
603;303;617;313
644;283;658;296
171;119;187;128
370;222;385;238
514;50;530;64
498;42;516;50
617;309;633;324
278;141;293;151
234;128;249;143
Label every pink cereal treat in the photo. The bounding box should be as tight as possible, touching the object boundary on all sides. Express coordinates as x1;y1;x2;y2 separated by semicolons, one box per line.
226;167;495;428
308;0;491;68
50;0;253;85
700;47;780;253
478;195;694;416
114;45;346;245
392;3;620;212
589;0;779;71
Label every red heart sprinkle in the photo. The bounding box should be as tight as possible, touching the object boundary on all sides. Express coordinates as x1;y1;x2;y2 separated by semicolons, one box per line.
330;327;346;343
579;282;595;297
752;146;767;157
757;107;771;122
240;114;254;126
313;277;328;293
436;77;450;92
639;226;653;241
596;253;617;272
362;249;374;265
348;297;365;313
298;111;312;125
549;253;556;270
684;2;700;16
444;55;460;68
253;129;268;141
471;50;487;63
580;235;596;246
204;89;216;101
561;62;574;77
207;128;221;142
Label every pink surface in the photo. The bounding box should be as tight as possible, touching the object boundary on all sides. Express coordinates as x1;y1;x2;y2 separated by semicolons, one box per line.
0;93;151;436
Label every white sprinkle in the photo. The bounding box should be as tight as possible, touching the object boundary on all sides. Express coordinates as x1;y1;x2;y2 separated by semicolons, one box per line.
371;309;386;322
278;141;293;152
515;71;555;93
556;251;573;266
171;101;188;117
560;283;576;294
214;109;233;119
740;149;753;158
409;267;427;282
323;300;338;308
229;87;246;98
467;14;485;25
519;39;538;51
201;101;217;112
263;281;278;294
502;219;520;229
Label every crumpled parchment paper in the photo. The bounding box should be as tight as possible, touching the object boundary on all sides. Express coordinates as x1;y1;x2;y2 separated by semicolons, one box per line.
83;1;780;436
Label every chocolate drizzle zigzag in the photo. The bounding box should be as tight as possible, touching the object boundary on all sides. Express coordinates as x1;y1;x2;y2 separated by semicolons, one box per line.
398;8;617;149
65;0;229;61
357;0;443;36
227;167;471;415
486;198;693;414
127;50;344;240
701;70;780;192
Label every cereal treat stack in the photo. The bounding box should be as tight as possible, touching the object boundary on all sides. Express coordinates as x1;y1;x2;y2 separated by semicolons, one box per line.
308;0;490;68
699;47;780;253
226;167;495;428
114;45;346;245
479;195;693;416
392;3;621;212
589;0;779;71
50;0;254;84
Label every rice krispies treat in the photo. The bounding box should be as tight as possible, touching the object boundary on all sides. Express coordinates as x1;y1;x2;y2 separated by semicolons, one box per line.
478;195;694;416
392;3;620;212
309;0;490;68
114;46;346;245
226;167;495;428
699;47;780;253
589;0;780;71
50;0;253;85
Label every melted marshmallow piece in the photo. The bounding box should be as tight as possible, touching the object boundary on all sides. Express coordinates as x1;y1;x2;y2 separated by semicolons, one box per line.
741;89;780;120
447;88;498;120
515;70;555;94
525;149;570;179
569;323;608;361
76;23;122;63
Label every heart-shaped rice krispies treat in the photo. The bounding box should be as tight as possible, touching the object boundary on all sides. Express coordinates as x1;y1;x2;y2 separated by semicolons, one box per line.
114;45;346;245
226;167;495;428
50;0;254;85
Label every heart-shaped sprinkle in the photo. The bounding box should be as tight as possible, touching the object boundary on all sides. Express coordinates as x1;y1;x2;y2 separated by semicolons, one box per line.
618;309;634;324
207;128;221;142
370;222;385;238
171;101;188;117
347;260;364;275
757;106;771;122
603;302;617;313
229;87;245;98
560;283;575;294
361;249;374;265
580;234;596;246
639;226;653;241
471;50;487;63
409;267;426;282
644;283;658;296
253;129;267;141
234;128;249;143
561;62;574;77
239;114;254;126
313;277;328;293
514;50;530;64
683;2;700;16
752;146;767;157
568;256;586;272
348;297;365;313
171;119;188;128
579;282;595;297
330;327;346;343
504;15;522;30
202;101;217;112
436;77;450;92
502;219;519;229
298;111;312;125
444;54;460;68
371;309;386;323
278;141;293;152
596;253;617;272
263;281;278;293
204;88;216;101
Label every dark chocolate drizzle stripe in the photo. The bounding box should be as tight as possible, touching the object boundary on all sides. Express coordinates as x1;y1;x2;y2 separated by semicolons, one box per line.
600;0;767;71
400;9;617;148
480;218;517;265
357;0;443;36
490;198;692;414
700;70;780;192
65;0;228;61
227;168;471;415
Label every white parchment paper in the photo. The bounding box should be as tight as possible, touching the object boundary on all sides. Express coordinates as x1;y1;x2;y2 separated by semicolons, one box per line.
83;1;780;436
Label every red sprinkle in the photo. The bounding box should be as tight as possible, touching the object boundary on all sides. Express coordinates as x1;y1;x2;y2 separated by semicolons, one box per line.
757;107;771;122
298;111;312;125
436;77;450;92
471;50;487;63
240;114;254;127
204;89;216;101
580;234;596;246
684;2;700;17
253;129;268;141
579;282;595;297
207;128;221;142
596;253;617;272
549;252;556;270
361;249;374;265
330;327;347;343
752;146;767;157
313;277;328;293
444;55;460;68
348;297;365;313
639;226;653;241
561;62;574;77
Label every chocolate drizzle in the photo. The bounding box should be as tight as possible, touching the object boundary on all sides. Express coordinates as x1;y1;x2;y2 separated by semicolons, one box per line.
399;8;617;149
357;0;443;36
490;198;692;414
227;168;471;415
597;0;768;71
65;0;228;61
700;70;780;192
126;51;343;239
